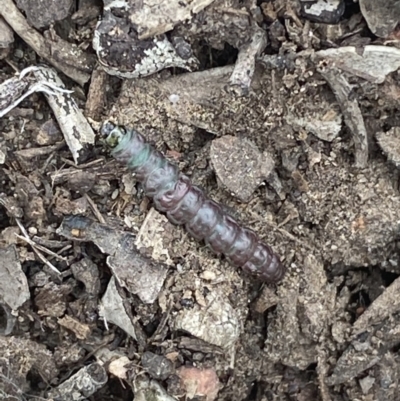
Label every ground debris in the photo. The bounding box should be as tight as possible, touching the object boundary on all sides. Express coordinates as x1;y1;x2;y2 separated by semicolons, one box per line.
315;45;400;84
359;0;400;38
71;257;100;296
0;17;14;59
0;244;29;311
265;255;337;369
0;335;59;391
376;127;400;168
46;362;108;401
317;65;369;167
0;0;95;85
372;352;400;400
57;215;169;303
34;280;72;317
94;0;199;79
0;65;95;164
326;312;400;386
58;314;91;340
95;0;266;90
285;93;342;142
135;207;178;266
16;0;73;29
34;118;63;146
352;276;400;335
2;1;400;400
298;157;400;268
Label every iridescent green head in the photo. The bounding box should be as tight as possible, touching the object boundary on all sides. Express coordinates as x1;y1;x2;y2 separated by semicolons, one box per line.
100;121;128;149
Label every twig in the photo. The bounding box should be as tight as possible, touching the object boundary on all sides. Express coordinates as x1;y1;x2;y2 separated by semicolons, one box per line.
14;234;68;262
317;65;369;168
15;218;61;274
84;193;106;224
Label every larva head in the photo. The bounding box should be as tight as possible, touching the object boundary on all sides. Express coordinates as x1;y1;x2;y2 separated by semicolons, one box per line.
100;122;127;148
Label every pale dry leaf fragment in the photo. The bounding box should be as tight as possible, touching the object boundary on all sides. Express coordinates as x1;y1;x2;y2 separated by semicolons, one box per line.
108;356;131;380
99;276;137;340
174;291;240;349
300;255;336;342
359;0;400;38
107;240;169;304
176;366;220;401
47;362;107;400
135;208;174;265
0;66;69;118
229;26;267;91
210;135;275;202
0;244;30;310
0;17;14;57
315;46;400;84
32;66;95;164
285;104;342;142
359;375;375;395
0;145;6;164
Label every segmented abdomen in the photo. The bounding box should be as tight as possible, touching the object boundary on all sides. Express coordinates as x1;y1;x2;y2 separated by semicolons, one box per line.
103;123;285;283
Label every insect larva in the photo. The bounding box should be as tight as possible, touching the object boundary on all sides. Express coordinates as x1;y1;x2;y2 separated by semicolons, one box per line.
101;122;286;283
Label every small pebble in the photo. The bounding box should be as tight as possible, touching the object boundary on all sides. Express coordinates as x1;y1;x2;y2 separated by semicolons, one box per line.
111;188;119;200
210;135;274;202
141;351;174;380
28;226;38;235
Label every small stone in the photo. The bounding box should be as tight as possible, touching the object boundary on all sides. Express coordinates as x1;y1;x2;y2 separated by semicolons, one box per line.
28;226;38;235
141;352;174;380
13;48;24;59
210;136;274;202
34;119;63;146
176;366;220;401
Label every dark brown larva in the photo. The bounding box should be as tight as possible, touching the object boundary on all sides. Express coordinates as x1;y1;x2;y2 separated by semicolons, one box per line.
101;122;286;283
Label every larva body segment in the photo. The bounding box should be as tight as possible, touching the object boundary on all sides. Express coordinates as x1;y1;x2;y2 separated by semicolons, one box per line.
102;123;286;283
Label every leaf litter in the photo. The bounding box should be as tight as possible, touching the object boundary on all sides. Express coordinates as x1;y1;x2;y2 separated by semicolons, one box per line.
1;0;400;400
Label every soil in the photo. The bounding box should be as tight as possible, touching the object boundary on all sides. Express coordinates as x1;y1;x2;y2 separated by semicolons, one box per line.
1;0;400;400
